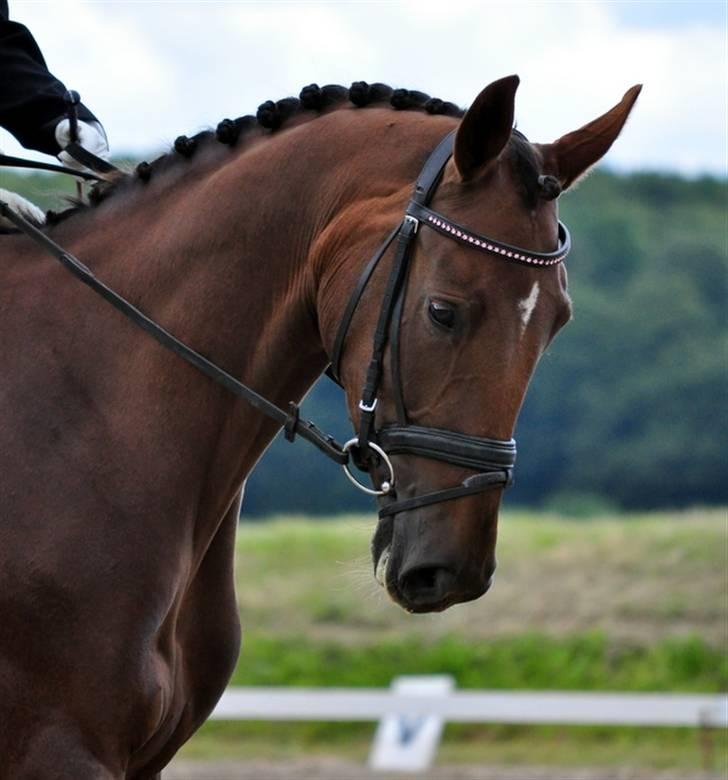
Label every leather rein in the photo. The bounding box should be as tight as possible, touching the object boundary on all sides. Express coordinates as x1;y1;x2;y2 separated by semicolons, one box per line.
0;128;570;518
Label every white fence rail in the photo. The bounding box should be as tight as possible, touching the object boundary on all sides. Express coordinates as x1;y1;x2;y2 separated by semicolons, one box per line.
212;686;728;728
211;680;727;771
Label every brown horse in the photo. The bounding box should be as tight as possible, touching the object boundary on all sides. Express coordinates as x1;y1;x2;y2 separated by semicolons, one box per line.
0;76;639;777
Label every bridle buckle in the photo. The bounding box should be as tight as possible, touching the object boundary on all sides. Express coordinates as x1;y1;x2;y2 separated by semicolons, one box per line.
359;397;378;413
403;214;419;233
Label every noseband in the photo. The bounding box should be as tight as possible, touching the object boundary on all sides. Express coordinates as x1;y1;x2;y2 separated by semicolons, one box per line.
328;130;571;518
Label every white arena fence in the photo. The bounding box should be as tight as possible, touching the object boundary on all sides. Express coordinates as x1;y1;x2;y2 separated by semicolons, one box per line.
210;677;728;771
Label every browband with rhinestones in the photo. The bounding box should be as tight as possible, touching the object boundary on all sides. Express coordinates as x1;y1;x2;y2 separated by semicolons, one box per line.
406;202;571;267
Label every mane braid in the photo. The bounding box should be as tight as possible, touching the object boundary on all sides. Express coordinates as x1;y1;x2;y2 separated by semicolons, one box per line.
45;82;542;222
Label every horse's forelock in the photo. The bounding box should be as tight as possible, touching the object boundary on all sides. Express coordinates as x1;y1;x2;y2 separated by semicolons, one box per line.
509;131;543;209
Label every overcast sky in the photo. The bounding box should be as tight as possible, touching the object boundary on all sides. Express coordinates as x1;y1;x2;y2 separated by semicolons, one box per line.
2;0;726;177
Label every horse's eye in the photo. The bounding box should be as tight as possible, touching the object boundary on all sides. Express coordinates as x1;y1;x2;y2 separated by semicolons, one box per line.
428;300;456;329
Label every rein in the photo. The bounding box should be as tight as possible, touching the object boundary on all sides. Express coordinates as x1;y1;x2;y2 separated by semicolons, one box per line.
0;153;107;182
1;128;571;517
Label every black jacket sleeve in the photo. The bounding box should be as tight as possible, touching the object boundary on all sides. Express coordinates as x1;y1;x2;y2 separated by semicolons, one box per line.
0;2;99;155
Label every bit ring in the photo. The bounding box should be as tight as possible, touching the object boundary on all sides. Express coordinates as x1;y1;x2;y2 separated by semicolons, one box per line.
341;439;395;496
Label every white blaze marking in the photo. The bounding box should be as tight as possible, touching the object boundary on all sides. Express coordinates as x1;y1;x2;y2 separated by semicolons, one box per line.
518;281;540;334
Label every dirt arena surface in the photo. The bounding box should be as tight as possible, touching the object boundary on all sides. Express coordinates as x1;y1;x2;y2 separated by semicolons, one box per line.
165;759;723;780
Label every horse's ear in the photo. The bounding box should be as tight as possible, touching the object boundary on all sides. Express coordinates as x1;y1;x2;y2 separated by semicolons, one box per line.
453;75;520;180
546;85;643;190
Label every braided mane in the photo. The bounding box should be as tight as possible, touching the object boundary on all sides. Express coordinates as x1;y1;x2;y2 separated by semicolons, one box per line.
46;82;550;222
176;81;462;151
43;82;462;223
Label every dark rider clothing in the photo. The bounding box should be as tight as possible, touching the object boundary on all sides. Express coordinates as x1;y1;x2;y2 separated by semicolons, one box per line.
0;0;99;155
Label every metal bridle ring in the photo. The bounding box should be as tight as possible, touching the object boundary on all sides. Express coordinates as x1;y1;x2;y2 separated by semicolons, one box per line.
341;439;395;496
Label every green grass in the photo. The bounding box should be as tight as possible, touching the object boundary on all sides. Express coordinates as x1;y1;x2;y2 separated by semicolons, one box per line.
182;509;727;769
223;632;726;692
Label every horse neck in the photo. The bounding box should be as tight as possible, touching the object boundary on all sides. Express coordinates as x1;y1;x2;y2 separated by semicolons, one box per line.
50;110;456;500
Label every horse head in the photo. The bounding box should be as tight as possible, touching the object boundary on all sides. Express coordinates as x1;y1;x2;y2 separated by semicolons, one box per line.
329;76;641;613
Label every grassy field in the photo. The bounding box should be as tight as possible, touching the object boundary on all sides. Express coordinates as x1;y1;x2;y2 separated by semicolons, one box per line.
179;509;726;769
231;508;726;647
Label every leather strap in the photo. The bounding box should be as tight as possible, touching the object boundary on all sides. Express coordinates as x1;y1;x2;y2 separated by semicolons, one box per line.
411;131;457;206
327;224;400;383
326;135;455;386
389;258;410;426
407;201;571;267
356;217;416;452
377;425;516;471
63;141;119;176
378;470;513;517
0;153;105;182
62;89;120;177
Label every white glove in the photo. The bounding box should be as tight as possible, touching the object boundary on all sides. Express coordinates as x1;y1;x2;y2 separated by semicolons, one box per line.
0;188;46;229
55;119;110;170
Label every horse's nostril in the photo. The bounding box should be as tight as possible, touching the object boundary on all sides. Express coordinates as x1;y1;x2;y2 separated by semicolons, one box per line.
396;563;491;611
399;565;452;604
405;567;437;590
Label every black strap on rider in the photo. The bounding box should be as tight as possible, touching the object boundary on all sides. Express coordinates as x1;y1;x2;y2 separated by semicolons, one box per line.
0;200;349;466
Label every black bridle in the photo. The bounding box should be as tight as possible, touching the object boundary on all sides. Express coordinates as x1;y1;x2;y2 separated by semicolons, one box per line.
0;128;570;519
328;130;570;517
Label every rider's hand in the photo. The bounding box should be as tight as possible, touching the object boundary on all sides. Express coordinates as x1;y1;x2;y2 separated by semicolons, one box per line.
55;119;110;170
